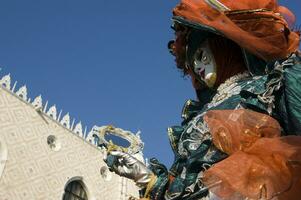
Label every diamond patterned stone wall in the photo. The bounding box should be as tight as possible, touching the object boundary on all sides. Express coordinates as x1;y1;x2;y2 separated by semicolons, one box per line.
0;87;139;200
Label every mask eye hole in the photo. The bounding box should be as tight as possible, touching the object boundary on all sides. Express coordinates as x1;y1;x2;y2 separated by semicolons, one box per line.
201;51;211;65
193;49;205;75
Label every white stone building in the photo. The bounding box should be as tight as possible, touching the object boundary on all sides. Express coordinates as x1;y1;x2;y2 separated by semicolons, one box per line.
0;74;142;200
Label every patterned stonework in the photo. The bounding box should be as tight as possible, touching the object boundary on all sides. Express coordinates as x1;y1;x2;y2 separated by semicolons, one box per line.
0;78;140;200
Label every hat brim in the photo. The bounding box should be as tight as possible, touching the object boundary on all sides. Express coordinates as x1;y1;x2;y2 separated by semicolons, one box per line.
172;16;222;36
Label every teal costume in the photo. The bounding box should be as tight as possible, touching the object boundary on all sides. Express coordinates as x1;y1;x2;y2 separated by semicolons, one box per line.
147;52;301;199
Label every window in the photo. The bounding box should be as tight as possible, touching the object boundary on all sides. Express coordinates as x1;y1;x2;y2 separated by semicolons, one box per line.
47;135;61;151
63;180;88;200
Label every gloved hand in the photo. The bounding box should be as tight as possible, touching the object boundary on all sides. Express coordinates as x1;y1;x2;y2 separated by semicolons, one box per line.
104;151;155;188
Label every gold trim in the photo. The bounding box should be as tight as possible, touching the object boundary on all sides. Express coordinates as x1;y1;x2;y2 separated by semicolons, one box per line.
181;99;192;119
225;8;271;15
143;174;157;198
95;125;144;155
167;127;177;152
259;184;268;199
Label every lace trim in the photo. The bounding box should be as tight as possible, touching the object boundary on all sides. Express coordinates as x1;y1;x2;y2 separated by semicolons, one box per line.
207;71;250;109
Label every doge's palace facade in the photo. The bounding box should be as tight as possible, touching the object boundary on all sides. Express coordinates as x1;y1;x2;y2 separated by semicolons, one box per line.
0;74;142;200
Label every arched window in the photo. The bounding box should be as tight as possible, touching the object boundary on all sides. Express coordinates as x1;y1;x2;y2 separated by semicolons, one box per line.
62;180;88;200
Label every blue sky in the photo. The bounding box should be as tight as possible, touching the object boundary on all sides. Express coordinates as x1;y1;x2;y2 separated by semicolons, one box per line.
0;0;300;167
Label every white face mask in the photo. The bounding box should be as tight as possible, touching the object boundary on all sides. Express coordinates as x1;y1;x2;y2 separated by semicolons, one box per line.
192;40;217;88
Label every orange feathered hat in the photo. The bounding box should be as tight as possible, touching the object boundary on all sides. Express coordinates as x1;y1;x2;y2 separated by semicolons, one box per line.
173;0;300;61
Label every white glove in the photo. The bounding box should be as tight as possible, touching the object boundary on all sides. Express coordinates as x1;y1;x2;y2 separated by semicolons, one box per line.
105;151;154;188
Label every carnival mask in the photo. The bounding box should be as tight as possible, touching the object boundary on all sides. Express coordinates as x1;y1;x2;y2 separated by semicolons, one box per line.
168;26;217;89
192;40;217;88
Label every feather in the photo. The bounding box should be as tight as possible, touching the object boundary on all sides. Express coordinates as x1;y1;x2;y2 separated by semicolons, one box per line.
205;0;230;12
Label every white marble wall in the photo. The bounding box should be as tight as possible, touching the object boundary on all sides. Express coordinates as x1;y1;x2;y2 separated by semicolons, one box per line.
0;80;139;200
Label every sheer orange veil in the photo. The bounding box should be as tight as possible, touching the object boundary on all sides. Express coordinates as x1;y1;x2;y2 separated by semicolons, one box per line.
203;110;301;200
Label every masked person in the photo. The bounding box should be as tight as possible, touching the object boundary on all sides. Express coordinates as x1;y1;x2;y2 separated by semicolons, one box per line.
104;0;301;199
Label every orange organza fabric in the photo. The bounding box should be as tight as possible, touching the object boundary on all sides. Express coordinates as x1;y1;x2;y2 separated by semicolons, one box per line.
173;0;300;61
203;110;301;200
